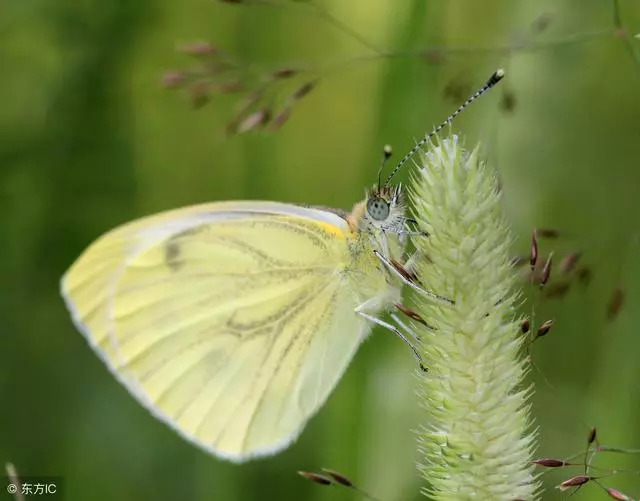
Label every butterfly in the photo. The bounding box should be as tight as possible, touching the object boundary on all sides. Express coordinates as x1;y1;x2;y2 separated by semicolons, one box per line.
60;70;503;462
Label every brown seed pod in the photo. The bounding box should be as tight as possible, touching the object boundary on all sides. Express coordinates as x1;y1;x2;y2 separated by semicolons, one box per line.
537;228;560;239
536;319;554;338
292;80;317;100
606;287;625;321
605;487;632;500
534;458;567;468
321;469;353;487
272;68;299;79
560;252;581;274
390;258;420;284
540;253;553;287
298;471;333;486
236;109;271;133
557;475;593;491
395;303;428;326
530;230;539;270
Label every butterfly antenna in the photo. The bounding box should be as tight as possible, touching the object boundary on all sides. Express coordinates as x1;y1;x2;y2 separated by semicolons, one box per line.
384;68;504;186
377;145;393;189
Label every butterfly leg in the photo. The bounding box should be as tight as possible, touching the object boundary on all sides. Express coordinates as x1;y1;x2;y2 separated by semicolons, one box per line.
400;217;429;236
355;303;427;372
394;218;428;237
390;312;422;344
394;229;427;237
373;249;454;305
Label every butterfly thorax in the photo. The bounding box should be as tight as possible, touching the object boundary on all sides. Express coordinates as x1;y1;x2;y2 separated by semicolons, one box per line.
342;184;408;299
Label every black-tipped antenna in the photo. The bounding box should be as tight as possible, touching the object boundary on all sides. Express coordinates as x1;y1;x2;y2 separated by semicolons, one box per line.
383;68;504;186
377;144;393;189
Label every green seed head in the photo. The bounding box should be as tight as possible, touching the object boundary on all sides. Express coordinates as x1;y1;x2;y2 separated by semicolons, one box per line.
410;135;539;500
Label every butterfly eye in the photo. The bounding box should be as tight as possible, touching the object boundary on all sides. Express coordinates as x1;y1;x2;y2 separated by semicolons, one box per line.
366;197;390;221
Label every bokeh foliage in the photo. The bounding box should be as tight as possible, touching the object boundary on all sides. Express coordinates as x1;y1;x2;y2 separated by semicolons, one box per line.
1;1;639;500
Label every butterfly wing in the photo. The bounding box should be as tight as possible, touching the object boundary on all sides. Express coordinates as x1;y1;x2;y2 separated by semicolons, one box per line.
61;202;382;461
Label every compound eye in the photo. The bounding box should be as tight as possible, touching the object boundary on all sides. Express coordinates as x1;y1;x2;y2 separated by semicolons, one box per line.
367;197;390;221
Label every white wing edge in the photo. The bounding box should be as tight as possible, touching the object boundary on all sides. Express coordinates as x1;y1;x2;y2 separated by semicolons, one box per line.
60;200;355;462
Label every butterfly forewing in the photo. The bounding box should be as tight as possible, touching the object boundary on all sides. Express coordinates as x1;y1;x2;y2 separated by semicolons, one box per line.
61;202;393;461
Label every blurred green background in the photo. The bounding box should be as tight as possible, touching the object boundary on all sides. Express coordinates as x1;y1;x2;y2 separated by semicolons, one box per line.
2;0;639;499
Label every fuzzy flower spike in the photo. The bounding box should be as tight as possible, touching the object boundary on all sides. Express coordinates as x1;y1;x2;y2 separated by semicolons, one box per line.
410;135;538;500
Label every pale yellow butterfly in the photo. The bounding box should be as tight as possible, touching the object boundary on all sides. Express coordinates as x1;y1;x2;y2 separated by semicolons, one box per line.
61;193;415;462
60;70;503;462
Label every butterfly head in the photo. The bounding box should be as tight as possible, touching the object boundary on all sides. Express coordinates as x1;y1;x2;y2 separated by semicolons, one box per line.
356;184;406;234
